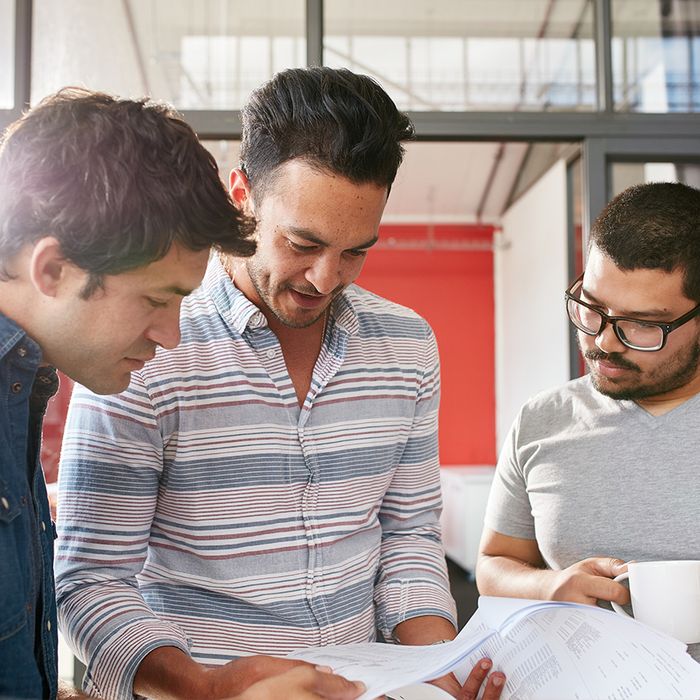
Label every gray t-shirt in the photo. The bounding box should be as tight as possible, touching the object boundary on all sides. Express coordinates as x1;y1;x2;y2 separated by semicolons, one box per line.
484;374;700;661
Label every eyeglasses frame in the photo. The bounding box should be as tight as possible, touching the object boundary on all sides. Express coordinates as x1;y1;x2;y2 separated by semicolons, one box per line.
564;273;700;352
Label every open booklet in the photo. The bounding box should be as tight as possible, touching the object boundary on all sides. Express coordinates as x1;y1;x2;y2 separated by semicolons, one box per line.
289;597;700;700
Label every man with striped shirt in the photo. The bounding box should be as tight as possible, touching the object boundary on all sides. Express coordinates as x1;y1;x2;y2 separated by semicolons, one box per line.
0;89;361;700
56;68;504;700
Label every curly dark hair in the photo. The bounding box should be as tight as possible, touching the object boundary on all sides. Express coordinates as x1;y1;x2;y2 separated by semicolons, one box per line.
590;182;700;303
240;67;414;200
0;87;255;295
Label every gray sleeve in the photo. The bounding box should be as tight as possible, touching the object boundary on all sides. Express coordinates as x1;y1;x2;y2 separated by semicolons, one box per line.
483;407;537;540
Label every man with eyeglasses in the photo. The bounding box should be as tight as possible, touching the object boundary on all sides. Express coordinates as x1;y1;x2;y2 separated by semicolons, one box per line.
475;181;700;663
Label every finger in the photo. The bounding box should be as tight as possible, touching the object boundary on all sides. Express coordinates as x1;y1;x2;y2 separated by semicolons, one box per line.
481;672;506;700
306;667;366;699
586;556;627;578
459;658;492;700
428;672;462;696
582;574;631;606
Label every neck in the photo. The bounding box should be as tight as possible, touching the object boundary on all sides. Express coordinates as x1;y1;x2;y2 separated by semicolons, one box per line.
220;254;327;351
635;371;700;416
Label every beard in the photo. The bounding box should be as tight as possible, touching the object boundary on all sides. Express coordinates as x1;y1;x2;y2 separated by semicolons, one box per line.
245;258;340;329
582;339;700;401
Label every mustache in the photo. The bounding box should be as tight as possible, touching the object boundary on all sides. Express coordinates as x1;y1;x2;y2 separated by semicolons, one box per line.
584;349;641;372
289;283;344;298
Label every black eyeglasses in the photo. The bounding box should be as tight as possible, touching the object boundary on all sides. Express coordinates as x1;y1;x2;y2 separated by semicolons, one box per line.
564;274;700;352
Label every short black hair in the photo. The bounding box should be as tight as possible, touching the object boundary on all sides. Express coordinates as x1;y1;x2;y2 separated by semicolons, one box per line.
590;181;700;303
0;87;255;295
240;67;414;199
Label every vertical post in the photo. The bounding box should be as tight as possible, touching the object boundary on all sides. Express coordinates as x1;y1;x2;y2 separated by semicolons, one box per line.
566;160;580;379
593;0;613;113
582;137;607;250
306;0;323;67
14;0;33;111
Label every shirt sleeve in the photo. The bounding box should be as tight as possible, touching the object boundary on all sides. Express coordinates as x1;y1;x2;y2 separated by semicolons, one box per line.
55;376;190;700
483;406;537;540
373;323;457;640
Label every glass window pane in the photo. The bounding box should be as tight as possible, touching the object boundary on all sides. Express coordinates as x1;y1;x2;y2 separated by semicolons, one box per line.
0;0;14;109
611;161;700;197
612;0;700;112
31;0;305;108
324;0;596;112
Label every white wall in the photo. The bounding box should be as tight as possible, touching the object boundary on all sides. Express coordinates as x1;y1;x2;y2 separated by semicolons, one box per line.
494;159;570;449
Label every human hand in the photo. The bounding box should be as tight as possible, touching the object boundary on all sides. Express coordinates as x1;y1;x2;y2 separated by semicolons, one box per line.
234;665;365;700
204;656;314;698
429;658;505;700
547;557;630;606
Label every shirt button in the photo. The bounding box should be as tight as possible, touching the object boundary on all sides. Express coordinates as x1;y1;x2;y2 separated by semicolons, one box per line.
266;349;276;359
42;521;47;531
17;346;27;358
11;382;22;393
47;620;51;632
1;497;9;510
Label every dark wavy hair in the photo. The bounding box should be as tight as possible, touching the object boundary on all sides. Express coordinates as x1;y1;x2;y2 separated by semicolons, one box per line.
590;182;700;303
240;67;414;199
0;87;255;296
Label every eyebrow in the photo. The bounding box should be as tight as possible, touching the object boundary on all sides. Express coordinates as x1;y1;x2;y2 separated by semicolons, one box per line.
581;286;673;319
158;285;196;297
288;227;379;251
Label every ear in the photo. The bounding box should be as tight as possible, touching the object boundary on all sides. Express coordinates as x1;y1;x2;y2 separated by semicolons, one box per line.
229;168;253;213
28;237;69;297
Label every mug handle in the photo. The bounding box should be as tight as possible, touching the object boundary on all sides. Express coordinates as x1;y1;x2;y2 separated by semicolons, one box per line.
610;572;632;617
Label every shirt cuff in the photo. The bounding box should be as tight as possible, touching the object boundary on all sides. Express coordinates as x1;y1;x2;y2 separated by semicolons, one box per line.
375;578;458;641
83;619;191;700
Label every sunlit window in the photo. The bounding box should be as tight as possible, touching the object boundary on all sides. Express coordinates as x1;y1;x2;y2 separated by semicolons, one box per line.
31;0;305;108
324;0;596;112
612;0;700;112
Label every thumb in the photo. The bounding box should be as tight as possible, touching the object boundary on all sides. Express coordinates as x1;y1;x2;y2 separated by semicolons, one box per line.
609;558;628;575
589;557;627;577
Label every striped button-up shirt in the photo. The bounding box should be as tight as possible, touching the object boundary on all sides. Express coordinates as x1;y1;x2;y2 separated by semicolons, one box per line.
55;257;456;700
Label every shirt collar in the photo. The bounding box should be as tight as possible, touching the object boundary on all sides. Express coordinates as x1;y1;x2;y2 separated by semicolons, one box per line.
0;312;42;364
202;255;360;337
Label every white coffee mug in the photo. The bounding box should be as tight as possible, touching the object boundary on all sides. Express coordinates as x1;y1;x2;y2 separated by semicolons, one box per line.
611;560;700;644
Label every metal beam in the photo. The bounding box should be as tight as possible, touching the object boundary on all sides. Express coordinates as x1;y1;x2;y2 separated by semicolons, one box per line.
593;0;613;112
1;0;32;131
182;109;700;142
582;137;607;247
14;0;32;111
306;0;323;67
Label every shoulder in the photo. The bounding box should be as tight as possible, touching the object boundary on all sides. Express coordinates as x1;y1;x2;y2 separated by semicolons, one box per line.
343;285;433;339
512;374;607;440
522;375;595;413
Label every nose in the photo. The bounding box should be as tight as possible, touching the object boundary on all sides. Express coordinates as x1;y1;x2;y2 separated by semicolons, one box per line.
145;305;182;350
594;321;626;354
305;254;341;296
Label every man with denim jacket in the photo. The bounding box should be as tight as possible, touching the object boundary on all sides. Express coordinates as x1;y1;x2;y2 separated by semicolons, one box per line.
0;89;367;700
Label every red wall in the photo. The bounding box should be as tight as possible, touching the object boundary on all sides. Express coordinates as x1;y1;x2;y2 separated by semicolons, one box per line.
358;224;496;465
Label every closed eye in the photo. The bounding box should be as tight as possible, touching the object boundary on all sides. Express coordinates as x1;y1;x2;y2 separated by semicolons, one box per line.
287;239;319;253
146;297;169;309
345;248;369;258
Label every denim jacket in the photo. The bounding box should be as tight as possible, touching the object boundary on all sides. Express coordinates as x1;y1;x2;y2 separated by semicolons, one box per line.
0;312;58;700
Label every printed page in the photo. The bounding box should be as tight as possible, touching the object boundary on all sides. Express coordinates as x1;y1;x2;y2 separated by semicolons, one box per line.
476;596;579;634
451;604;700;699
